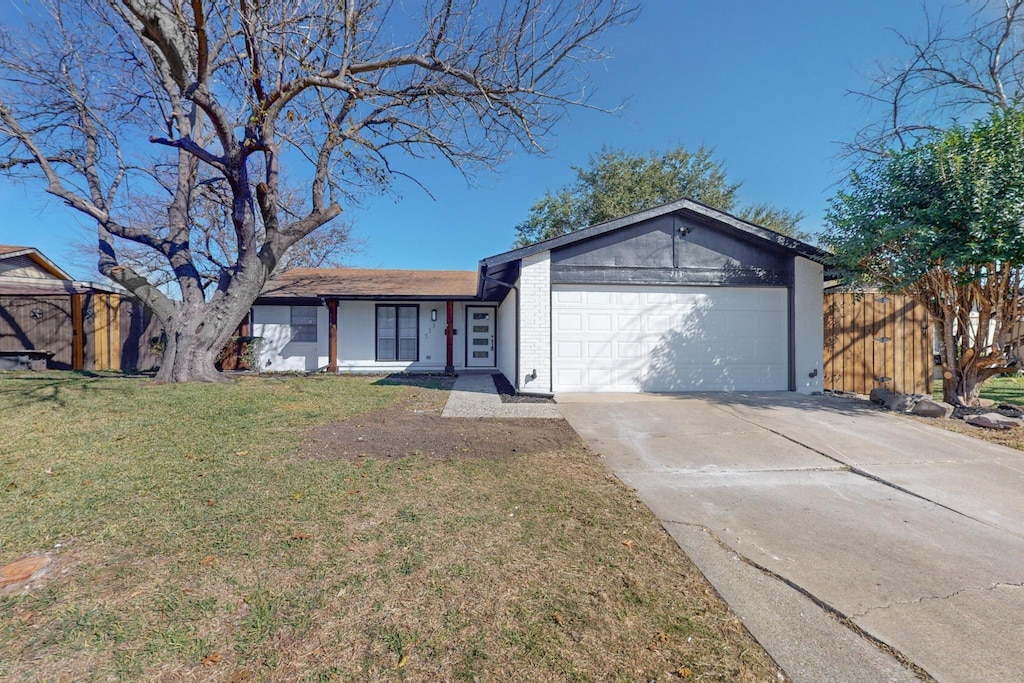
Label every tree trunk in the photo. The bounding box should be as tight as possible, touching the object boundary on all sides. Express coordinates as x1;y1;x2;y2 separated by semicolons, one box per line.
152;298;254;384
943;366;984;407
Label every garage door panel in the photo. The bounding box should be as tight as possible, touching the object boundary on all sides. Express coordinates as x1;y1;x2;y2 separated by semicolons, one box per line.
552;284;788;393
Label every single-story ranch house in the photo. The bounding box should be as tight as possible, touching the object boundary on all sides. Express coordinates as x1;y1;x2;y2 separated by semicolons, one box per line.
254;198;829;395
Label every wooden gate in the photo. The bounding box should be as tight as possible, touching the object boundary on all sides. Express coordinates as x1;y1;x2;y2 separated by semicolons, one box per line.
824;291;932;395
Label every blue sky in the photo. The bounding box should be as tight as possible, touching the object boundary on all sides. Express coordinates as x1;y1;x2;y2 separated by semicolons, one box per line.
0;1;965;280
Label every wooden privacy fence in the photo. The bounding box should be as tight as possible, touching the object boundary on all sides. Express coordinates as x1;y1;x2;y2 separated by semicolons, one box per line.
824;291;932;395
0;291;162;371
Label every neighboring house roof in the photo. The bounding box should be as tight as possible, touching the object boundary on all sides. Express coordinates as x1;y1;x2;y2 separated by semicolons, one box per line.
479;197;831;270
0;244;72;280
0;277;123;296
259;267;480;302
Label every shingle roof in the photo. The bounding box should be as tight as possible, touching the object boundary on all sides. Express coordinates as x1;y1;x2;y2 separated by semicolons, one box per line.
259;267;479;300
0;245;33;255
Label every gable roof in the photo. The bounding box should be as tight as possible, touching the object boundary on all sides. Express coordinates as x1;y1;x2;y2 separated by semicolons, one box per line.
479;197;830;269
0;245;71;280
259;267;479;301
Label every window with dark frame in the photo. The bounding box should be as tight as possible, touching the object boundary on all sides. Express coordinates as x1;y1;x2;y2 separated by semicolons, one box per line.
376;305;418;361
290;306;318;343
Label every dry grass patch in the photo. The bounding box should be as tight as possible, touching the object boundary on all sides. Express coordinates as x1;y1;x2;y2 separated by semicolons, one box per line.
915;376;1024;451
0;372;781;682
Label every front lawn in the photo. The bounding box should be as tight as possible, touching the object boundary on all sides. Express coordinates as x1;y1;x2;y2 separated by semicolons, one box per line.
0;373;779;682
932;375;1024;405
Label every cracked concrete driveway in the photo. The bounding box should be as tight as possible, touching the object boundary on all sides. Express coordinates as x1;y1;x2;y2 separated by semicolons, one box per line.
558;392;1024;683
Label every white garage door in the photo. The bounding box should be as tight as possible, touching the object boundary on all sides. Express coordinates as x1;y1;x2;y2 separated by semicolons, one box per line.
551;284;789;392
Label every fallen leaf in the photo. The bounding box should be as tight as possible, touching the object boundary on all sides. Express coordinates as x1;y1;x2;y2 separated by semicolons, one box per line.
226;670;252;682
44;468;53;475
290;533;312;540
206;499;216;506
551;612;564;626
397;654;407;668
201;652;222;666
676;666;692;678
201;555;216;565
235;450;249;456
621;539;638;550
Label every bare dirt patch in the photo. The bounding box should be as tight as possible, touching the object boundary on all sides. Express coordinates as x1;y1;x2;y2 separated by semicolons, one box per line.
300;385;578;461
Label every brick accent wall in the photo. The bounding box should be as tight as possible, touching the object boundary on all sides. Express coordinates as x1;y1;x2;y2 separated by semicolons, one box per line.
519;251;551;392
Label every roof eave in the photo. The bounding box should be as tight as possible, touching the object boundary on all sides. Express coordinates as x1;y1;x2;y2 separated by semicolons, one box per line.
0;247;73;280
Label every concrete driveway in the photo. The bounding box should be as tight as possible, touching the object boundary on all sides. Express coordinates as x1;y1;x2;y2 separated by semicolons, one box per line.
557;392;1024;683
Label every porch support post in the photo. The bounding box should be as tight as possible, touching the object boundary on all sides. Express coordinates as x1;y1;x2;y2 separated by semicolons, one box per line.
445;300;454;373
327;298;338;373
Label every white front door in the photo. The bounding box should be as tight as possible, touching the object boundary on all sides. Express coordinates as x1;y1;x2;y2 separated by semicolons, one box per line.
466;306;496;367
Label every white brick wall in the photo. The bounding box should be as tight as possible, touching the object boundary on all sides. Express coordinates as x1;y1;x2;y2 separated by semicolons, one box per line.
519;251;551;392
793;256;824;394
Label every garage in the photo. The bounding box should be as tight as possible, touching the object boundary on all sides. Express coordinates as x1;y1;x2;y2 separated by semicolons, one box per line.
477;199;828;396
551;284;789;392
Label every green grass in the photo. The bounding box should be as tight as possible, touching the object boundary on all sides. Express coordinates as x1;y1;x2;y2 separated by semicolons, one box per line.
932;375;1024;404
0;372;779;682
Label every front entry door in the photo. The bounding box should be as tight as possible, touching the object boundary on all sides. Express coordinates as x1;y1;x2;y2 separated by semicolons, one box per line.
466;306;496;367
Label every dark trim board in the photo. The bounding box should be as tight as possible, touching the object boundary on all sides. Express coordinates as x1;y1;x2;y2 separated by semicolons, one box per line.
788;284;796;392
551;265;791;287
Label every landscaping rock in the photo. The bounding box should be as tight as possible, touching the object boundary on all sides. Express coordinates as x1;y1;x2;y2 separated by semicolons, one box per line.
911;398;955;419
978;398;996;408
998;403;1024;418
965;413;1023;430
869;388;895;406
884;392;928;413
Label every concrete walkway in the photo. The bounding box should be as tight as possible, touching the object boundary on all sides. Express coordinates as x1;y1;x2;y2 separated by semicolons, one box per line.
441;372;561;418
558;392;1024;683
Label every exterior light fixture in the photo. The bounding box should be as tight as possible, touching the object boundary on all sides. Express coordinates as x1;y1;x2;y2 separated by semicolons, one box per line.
431;309;437;321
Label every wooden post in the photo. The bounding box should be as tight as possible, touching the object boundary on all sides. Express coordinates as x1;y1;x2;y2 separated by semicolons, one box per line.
327;299;338;373
93;294;108;371
445;300;454;373
71;294;84;371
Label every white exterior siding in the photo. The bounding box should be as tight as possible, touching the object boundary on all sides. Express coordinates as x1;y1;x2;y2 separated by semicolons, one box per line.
518;252;552;392
793;257;824;395
336;300;461;373
253;304;329;372
496;283;517;385
255;301;469;373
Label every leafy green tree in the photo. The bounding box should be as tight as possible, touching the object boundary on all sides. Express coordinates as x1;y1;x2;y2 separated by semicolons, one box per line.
512;145;806;246
824;107;1024;406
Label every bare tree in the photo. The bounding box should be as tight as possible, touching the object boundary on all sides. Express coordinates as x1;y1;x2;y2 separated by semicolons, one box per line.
68;182;359;290
850;0;1024;156
0;0;637;382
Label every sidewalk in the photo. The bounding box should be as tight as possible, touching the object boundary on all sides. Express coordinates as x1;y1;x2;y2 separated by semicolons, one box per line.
441;372;561;418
